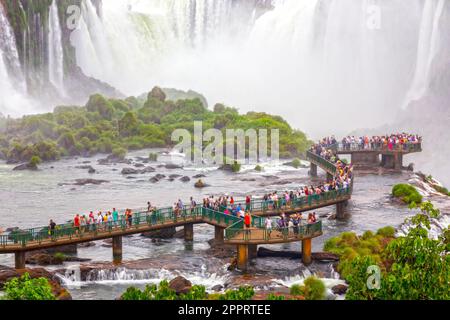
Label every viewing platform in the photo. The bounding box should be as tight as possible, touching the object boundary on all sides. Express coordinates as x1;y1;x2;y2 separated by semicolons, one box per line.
334;142;421;170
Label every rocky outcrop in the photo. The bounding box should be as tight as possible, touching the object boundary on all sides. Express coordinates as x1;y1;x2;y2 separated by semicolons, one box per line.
0;265;72;300
195;179;209;188
121;168;140;175
141;227;176;239
165;164;183;170
149;86;166;102
13;163;37;171
332;284;348;295
59;179;109;186
168;276;192;295
180;176;191;182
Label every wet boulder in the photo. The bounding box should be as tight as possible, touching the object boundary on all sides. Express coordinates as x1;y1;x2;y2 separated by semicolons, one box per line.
169;276;192;295
13;163;38;171
180;176;191;182
121;168;140;175
165;163;183;170
194;179;209;188
332;284;348;295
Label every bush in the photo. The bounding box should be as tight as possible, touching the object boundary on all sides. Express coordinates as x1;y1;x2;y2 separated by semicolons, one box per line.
267;293;285;300
291;158;301;169
149;152;158;162
219;286;254;300
254;165;263;172
290;284;304;296
376;226;396;238
3;273;56;300
231;161;241;173
303;277;326;300
392;184;423;205
29;155;41;167
112;147;127;160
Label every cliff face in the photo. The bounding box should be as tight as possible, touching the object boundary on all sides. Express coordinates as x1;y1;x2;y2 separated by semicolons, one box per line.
0;0;120;104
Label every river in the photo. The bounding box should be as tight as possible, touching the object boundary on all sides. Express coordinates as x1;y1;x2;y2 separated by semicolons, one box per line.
0;148;447;300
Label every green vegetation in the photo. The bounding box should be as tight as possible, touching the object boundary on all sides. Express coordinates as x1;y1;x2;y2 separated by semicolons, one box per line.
254;164;263;172
326;202;450;300
2;273;56;300
267;293;286;300
29;155;41;168
0;87;311;164
291;158;301;169
392;184;423;206
149;152;158;162
121;282;255;300
288;277;326;300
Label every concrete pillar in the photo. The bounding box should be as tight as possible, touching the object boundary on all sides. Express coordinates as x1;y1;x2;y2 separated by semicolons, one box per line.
302;238;312;265
336;202;345;219
184;223;194;242
237;244;249;271
310;163;317;177
394;153;403;171
214;226;224;244
15;251;26;270
112;236;122;264
248;244;258;260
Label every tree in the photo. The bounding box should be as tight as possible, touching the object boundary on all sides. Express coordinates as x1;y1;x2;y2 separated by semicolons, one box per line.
3;273;56;300
118;111;139;137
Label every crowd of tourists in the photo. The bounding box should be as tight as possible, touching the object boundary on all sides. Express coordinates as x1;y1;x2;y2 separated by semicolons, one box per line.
340;133;422;151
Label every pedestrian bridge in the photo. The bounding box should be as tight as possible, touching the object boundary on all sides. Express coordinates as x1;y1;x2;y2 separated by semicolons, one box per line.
0;138;361;271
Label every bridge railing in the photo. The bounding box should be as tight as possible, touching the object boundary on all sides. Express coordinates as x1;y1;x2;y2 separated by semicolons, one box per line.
0;206;242;249
225;221;323;242
306;151;338;175
337;142;422;153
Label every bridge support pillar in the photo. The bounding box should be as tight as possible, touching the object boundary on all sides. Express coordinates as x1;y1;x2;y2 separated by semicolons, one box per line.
112;236;122;264
248;244;258;260
302;239;312;265
184;223;194;242
381;154;403;171
237;244;249;271
214;226;224;244
310;163;317;177
336;202;345;219
15;251;26;270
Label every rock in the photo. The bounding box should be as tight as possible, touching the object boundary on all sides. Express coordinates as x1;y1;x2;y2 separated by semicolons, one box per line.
155;174;166;180
211;284;224;292
262;175;280;180
149;177;159;183
332;284;348;295
257;247;339;261
25;253;63;266
141;227;176;239
71;179;109;186
88;167;96;174
406;163;414;171
174;229;185;239
180;176;191;182
13;163;37;171
140;166;155;174
75;165;94;170
194;179;208;188
0;266;72;300
134;163;145;168
121;168;140;175
169;174;182;179
78;242;96;248
165;164;183;169
193;174;206;178
149;86;166;102
45;244;78;255
169;276;192;294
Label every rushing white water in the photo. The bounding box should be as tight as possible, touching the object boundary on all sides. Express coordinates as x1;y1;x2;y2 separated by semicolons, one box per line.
70;0;440;138
48;0;65;95
402;0;446;109
0;3;33;116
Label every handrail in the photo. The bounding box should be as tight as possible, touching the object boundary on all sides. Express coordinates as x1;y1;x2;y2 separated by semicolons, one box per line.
336;142;422;153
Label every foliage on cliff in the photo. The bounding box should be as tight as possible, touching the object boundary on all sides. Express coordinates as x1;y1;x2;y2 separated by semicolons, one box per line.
392;184;423;206
325;202;450;300
2;273;56;300
0;87;311;163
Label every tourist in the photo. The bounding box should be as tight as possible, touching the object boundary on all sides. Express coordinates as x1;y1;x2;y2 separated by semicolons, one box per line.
190;197;197;214
113;208;119;226
49;219;56;237
127;209;133;227
244;212;251;229
74;214;80;234
265;216;273;237
245;195;251;212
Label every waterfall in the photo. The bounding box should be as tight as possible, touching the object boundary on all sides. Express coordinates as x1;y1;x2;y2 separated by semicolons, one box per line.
48;0;65;95
402;0;445;109
0;3;32;116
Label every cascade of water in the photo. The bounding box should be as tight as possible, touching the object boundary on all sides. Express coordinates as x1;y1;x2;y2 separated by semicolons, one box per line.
0;3;32;116
48;0;65;95
402;0;445;109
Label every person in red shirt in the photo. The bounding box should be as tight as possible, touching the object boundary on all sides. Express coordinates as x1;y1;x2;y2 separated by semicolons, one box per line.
245;195;251;211
74;214;80;234
244;212;251;229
